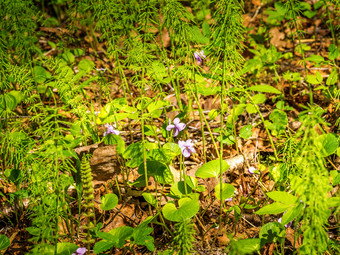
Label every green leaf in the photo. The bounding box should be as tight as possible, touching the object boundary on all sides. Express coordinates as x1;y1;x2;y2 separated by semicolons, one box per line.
269;109;288;133
330;170;340;186
56;242;79;255
329;44;340;60
230;238;261;254
252;93;267;104
316;133;339;157
255;202;291;215
100;193;118;211
281;203;303;226
73;48;85;56
138;160;174;185
162;197;200;222
266;191;299;205
248;85;281;94
142;193;157;207
132;225;154;251
202;20;210;37
214;183;235;201
62;51;75;63
259;222;285;245
123;142;144;168
0;234;10;250
326;70;338;85
78;59;94;73
163;142;181;157
195;159;229;179
170;181;193;199
208;109;218;120
239;125;253;139
93;240;115;253
103;134;125;155
246;103;257;114
33;66;47;83
306;72;323;84
305;54;324;64
108;226;134;248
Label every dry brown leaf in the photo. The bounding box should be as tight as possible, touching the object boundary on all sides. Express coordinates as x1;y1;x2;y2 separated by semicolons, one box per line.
270;27;286;48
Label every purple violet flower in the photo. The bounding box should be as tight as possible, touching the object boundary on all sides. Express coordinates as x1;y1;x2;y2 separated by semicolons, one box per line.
225;197;233;202
72;247;87;255
194;50;206;64
178;139;195;158
248;166;256;174
103;124;120;136
166;118;186;137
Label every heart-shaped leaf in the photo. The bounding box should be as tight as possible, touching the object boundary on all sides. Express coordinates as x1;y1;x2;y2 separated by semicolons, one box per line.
195;159;229;179
162;197;199;222
214;183;235;201
100;193;118;211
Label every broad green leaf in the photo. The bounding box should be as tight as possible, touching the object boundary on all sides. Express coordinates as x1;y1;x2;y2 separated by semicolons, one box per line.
202;20;210;37
103;134;125;155
208;109;218;120
305;54;324;64
78;59;94;72
8;91;23;106
56;242;78;255
306;72;323;84
170;181;193;199
123;142;144;168
330;170;340;186
259;222;285;245
108;226;134;248
329;44;340;60
281;203;303;226
246;103;257;114
100;193;118;211
230;238;261;254
62;51;75;63
142;193;157;207
195;159;229;179
269;109;288;133
0;234;10;250
239;125;253;139
73;48;85;56
255;202;291;215
215;183;235;201
162;197;199;222
266;191;299;205
316;133;339;157
148;148;173;162
252;93;267;104
0;93;16;113
93;240;115;253
132;225;155;251
247;85;281;94
326;70;338;85
163;142;181;157
33;66;47;83
138;160;174;185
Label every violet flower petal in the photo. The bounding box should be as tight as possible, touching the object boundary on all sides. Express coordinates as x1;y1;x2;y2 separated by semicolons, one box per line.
175;122;186;131
166;124;175;131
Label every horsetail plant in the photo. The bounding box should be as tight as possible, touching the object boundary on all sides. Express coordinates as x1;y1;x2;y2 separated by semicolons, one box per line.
80;155;96;248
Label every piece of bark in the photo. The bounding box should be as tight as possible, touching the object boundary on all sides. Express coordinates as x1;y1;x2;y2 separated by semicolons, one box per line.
75;143;120;182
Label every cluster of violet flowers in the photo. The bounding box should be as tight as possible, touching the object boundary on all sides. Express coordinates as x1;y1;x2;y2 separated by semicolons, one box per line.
103;124;119;136
167;118;195;158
